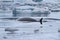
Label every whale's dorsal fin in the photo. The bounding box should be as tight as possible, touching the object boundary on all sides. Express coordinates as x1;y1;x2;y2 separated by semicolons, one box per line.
40;18;43;24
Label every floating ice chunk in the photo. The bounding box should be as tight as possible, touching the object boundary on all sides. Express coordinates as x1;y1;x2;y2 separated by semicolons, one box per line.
5;27;18;34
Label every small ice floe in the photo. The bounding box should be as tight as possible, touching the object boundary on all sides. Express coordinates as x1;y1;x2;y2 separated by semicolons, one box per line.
34;29;39;33
40;26;43;28
49;25;53;27
5;27;18;34
50;8;60;12
58;29;60;33
3;36;7;39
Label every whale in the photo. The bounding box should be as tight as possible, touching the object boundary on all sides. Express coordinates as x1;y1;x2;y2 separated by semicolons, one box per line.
18;18;43;24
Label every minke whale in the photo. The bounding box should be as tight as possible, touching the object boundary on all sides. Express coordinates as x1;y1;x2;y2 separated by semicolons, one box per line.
18;18;43;24
17;17;60;24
